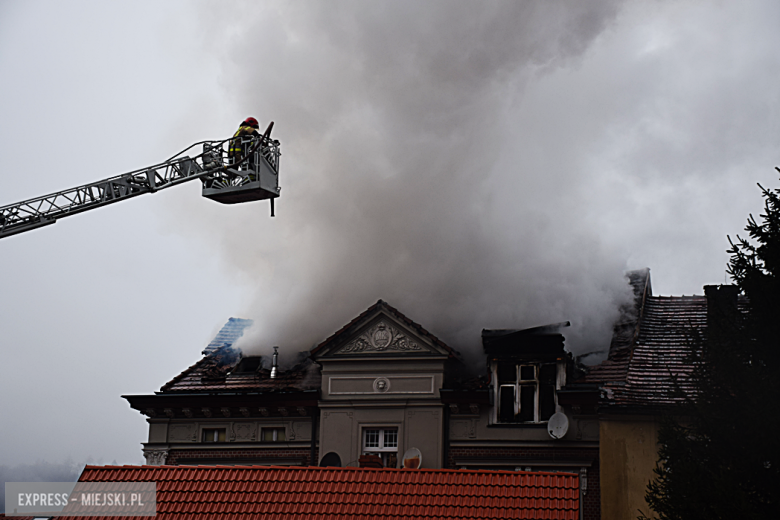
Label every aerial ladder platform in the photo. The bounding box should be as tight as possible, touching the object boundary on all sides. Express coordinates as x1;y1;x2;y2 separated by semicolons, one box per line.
0;123;280;240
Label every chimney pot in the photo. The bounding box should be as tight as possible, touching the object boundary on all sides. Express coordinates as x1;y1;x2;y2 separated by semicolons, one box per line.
270;346;279;379
704;284;739;328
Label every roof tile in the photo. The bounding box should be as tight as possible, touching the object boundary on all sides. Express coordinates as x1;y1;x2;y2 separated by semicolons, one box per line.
54;465;578;520
585;292;748;412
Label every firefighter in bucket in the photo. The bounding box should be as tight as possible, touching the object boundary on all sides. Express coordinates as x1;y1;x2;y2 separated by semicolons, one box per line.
228;117;262;171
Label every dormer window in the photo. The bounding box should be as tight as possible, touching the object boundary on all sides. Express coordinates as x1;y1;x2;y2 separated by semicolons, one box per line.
493;361;563;423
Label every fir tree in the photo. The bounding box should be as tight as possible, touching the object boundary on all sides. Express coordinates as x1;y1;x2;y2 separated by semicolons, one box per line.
642;175;780;519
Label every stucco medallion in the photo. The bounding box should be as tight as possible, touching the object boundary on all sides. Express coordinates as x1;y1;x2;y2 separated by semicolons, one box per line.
373;377;391;393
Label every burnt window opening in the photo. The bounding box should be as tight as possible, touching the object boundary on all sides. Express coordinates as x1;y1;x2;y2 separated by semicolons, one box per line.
202;428;226;442
494;361;562;424
232;356;262;373
520;365;535;381
261;427;286;442
363;428;398;468
497;363;516;383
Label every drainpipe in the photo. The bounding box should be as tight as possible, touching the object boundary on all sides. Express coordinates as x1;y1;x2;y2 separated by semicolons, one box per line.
310;408;318;467
579;467;588;520
443;404;450;469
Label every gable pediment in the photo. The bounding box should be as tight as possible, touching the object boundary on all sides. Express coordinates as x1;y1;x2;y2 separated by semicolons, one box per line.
336;319;426;355
311;301;454;360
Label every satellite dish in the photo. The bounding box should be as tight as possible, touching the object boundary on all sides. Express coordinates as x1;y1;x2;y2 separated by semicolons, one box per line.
319;452;342;467
547;412;569;439
402;448;422;469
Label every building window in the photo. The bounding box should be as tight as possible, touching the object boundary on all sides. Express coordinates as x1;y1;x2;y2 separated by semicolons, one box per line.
363;428;398;467
202;428;226;442
261;427;286;442
494;361;562;423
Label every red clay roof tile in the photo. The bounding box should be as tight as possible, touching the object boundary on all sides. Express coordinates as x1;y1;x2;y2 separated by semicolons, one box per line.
54;465;579;520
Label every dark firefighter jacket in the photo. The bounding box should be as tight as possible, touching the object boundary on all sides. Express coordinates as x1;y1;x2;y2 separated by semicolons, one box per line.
229;125;260;158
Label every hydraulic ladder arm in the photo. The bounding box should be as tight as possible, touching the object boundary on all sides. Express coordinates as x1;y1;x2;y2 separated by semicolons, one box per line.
0;131;280;240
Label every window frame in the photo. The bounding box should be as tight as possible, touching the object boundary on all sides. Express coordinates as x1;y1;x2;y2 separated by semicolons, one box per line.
491;360;565;424
261;426;287;442
201;427;227;443
362;427;398;452
362;426;399;468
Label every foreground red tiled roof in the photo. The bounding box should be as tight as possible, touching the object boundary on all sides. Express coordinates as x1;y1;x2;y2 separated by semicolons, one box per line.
64;465;579;520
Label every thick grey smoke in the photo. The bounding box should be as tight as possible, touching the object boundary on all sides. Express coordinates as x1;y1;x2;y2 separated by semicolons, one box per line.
192;1;635;365
169;1;780;367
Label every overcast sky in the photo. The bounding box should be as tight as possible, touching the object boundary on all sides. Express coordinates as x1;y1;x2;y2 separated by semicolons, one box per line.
1;0;779;473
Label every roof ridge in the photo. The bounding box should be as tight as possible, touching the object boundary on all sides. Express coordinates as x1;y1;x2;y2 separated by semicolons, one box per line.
309;301;386;356
379;300;456;357
81;464;577;477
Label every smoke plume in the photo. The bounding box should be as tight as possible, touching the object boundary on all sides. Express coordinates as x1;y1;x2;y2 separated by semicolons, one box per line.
187;1;636;365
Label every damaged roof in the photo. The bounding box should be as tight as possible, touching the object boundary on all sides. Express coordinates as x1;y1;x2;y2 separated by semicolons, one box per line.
137;299;460;402
583;294;706;412
127;354;319;418
202;317;253;356
482;322;570;360
158;317;320;394
159;357;321;393
583;269;746;413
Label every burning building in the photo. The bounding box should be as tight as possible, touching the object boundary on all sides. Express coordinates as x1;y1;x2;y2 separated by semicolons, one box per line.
123;268;735;520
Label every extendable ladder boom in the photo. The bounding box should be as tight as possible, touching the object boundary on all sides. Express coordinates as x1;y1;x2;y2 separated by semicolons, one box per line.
0;133;281;240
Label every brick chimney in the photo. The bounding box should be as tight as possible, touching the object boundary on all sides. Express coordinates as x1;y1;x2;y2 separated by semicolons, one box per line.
358;454;383;469
704;284;739;330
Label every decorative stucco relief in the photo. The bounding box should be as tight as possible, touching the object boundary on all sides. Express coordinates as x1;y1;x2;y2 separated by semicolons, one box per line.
338;322;423;353
169;423;197;442
450;419;477;439
373;377;390;393
232;422;256;441
293;421;311;441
